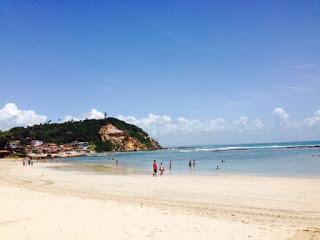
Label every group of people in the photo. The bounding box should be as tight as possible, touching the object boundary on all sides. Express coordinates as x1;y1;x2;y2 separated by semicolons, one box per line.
152;160;166;176
153;159;197;176
22;158;33;167
152;159;226;175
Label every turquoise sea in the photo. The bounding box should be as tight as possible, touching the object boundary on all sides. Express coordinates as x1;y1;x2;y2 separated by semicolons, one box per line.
61;141;320;177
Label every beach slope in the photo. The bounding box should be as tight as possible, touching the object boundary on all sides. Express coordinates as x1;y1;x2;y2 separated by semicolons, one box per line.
0;160;319;240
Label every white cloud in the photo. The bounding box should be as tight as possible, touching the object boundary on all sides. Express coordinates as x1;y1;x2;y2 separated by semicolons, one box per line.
117;113;177;135
303;110;320;128
86;108;104;119
63;108;104;122
63;115;81;122
117;113;265;136
230;117;265;132
1;103;318;144
0;103;47;130
272;107;289;126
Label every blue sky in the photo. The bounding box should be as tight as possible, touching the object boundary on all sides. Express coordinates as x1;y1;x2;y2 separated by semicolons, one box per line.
0;1;319;145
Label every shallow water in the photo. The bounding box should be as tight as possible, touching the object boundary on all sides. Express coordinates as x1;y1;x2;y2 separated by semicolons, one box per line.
59;141;320;177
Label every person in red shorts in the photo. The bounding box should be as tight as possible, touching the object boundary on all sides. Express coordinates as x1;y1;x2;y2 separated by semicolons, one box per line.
152;160;158;176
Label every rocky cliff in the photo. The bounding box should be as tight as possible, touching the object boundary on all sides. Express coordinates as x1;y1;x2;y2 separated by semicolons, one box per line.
100;123;159;151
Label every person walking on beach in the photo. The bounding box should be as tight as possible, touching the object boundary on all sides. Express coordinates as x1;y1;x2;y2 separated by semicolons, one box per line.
160;162;165;176
153;160;158;176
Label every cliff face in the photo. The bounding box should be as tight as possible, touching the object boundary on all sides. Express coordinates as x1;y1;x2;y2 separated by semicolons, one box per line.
99;123;159;151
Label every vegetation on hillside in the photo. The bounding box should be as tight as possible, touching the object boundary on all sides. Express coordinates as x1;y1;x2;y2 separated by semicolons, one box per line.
0;118;160;152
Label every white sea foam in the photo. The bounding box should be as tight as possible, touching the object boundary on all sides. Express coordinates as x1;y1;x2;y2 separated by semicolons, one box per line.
178;149;193;153
187;144;320;152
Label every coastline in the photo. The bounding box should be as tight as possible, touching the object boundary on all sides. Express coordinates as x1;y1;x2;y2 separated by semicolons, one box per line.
52;161;320;179
0;160;320;239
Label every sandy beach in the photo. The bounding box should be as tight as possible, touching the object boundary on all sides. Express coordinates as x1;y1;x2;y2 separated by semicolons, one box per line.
0;159;320;240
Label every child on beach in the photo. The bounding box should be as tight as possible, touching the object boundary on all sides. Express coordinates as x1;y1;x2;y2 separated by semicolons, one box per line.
153;160;158;176
160;162;165;176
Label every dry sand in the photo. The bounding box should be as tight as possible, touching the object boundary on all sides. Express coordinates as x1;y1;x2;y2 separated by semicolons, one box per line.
0;160;319;240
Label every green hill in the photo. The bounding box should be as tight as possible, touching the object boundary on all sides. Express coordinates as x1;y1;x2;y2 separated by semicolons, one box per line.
0;118;161;152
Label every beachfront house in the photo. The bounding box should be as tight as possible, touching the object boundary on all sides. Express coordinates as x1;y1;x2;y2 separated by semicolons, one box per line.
31;140;43;147
70;141;90;151
45;143;60;154
9;140;21;149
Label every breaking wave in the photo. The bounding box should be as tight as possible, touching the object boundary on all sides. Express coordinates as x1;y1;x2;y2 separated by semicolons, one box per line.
172;143;320;153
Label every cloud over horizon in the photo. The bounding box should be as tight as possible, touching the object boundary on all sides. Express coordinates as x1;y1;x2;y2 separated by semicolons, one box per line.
63;108;105;122
303;110;320;128
272;107;290;127
0;103;47;130
0;103;319;144
116;114;265;136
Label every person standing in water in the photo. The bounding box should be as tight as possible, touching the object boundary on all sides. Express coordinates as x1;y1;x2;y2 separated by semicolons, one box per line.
153;160;158;176
160;162;165;176
188;160;192;168
193;159;196;167
169;160;172;170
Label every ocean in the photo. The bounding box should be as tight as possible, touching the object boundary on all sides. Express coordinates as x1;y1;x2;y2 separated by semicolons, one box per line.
60;141;320;177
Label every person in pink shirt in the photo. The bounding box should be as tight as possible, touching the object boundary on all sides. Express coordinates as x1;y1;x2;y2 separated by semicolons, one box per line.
152;160;158;176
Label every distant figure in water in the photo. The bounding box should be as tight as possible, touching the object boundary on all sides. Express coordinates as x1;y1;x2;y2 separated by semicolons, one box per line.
216;166;219;170
116;159;119;165
160;162;165;176
188;160;192;168
193;159;196;167
169;160;172;170
153;160;158;176
221;160;224;163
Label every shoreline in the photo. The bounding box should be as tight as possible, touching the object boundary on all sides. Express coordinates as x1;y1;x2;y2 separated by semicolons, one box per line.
1;160;320;239
4;157;320;179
